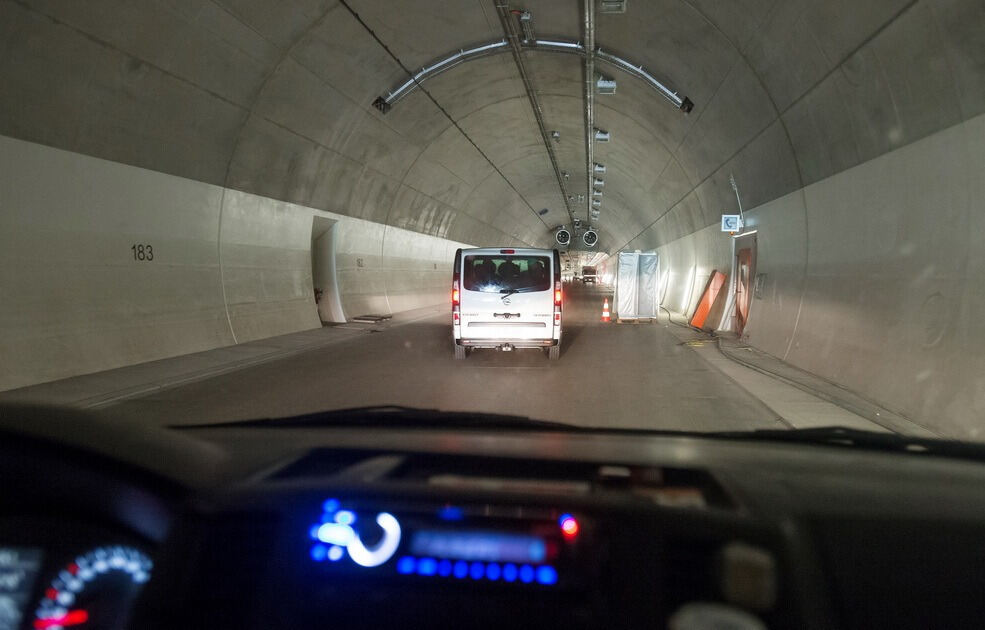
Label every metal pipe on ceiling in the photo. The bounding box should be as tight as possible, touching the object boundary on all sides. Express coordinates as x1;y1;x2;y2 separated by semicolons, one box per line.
583;0;596;228
377;39;692;113
493;2;576;230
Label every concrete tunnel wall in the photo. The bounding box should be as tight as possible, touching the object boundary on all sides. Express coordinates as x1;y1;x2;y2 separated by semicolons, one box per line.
637;112;985;439
0;135;468;391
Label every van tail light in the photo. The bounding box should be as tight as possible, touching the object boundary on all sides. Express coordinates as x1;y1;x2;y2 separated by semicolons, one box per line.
554;280;562;306
452;278;460;326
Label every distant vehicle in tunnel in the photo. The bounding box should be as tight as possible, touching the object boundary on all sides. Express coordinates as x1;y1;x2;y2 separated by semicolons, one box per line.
452;248;563;360
581;266;598;284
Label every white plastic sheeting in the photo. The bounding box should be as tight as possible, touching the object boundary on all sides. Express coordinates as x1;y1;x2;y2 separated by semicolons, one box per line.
616;252;638;317
615;252;659;319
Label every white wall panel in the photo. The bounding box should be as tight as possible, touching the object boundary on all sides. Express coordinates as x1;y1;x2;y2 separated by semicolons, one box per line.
0;136;470;390
656;112;985;438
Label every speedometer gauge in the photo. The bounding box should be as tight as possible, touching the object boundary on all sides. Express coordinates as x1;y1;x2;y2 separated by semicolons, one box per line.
31;546;152;630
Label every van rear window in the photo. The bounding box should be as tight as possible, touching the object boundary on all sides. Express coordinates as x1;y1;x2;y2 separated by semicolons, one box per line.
463;255;551;293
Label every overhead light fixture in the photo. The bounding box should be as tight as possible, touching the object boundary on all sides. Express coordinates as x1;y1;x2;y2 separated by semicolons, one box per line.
599;0;627;13
551;130;560;141
594;163;606;174
594;128;610;142
518;11;535;43
561;170;569;179
577;194;585;202
593;178;604;187
593;188;603;197
596;75;617;94
592;199;601;208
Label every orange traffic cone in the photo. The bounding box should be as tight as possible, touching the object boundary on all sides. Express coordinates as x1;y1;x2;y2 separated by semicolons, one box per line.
602;298;611;322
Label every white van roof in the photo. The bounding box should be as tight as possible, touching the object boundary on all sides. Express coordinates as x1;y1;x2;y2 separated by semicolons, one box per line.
460;247;556;255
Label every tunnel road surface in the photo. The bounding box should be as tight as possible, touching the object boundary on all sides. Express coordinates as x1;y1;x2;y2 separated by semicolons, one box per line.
103;283;787;432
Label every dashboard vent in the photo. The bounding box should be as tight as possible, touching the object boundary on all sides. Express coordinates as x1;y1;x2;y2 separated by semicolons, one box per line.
267;448;389;480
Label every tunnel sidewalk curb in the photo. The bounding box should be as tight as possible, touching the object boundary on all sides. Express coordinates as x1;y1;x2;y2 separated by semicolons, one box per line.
0;305;447;410
715;338;939;438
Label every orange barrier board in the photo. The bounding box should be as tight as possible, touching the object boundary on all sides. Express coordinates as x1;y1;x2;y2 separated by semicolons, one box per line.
689;271;726;330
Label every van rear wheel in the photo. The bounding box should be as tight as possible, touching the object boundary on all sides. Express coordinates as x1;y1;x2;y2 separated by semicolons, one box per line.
454;344;467;360
548;345;560;361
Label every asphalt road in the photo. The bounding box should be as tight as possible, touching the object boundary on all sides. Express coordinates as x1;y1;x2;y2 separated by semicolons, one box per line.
105;282;785;431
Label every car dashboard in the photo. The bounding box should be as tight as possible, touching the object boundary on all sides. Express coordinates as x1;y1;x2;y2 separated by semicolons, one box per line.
2;404;985;630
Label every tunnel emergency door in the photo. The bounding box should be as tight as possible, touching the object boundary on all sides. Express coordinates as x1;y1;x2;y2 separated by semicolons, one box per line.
734;242;756;334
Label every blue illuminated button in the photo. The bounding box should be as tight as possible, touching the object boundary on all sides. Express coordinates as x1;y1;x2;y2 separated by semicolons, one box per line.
519;565;535;583
528;541;547;563
502;564;518;582
397;556;416;574
470;562;485;580
536;566;558;585
418;557;438;576
327;545;344;562
310;544;328;562
438;506;464;521
438;559;453;577
323;498;340;513
486;563;501;581
334;510;356;525
453;561;469;579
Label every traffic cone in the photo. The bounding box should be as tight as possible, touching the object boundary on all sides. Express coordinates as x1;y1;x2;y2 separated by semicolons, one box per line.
601;298;611;322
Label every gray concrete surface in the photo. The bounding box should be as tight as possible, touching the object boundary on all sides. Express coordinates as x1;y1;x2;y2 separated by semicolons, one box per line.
94;283;792;431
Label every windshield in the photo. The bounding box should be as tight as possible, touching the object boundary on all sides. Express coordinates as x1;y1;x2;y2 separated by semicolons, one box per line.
0;3;980;447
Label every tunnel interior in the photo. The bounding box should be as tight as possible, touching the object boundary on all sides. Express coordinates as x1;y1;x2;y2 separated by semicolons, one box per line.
0;0;983;437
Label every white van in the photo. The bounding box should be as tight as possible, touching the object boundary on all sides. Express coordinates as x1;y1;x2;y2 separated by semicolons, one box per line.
452;248;563;360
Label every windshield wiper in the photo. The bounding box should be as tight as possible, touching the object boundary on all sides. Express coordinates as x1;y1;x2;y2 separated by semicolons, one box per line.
175;405;578;431
709;426;985;460
499;288;521;296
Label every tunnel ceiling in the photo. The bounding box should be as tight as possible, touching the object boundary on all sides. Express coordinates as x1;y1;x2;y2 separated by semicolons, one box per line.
0;0;981;252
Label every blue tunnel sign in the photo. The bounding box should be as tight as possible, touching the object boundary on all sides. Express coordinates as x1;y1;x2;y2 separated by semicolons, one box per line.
721;215;743;232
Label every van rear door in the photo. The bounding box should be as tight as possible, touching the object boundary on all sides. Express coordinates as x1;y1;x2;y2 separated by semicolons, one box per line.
459;251;554;341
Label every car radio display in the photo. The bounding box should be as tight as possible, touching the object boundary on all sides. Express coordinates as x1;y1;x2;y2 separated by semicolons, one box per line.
409;530;548;564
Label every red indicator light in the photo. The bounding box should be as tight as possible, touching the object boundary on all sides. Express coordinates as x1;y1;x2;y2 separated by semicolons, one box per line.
500;249;515;254
452;289;459;303
560;516;579;538
34;610;89;629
